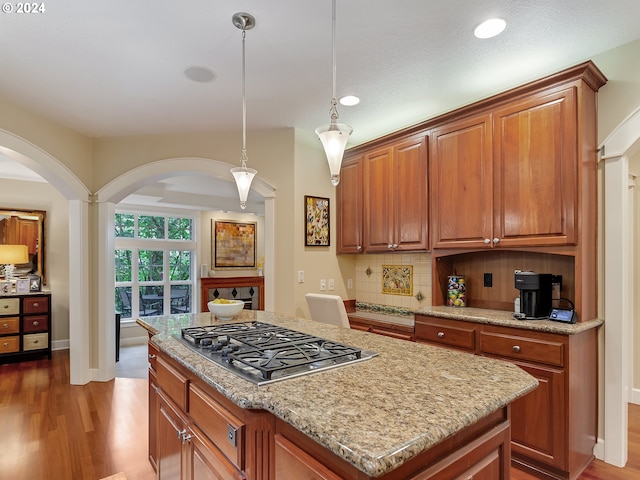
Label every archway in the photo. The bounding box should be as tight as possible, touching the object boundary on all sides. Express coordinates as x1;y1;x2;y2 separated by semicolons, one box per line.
0;129;91;385
94;157;276;380
599;106;640;466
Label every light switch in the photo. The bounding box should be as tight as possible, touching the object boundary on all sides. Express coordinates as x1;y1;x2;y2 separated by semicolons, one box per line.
298;271;304;283
347;278;353;289
328;279;335;290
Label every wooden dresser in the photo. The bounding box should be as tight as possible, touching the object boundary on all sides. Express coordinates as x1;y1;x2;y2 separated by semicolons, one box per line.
0;292;51;363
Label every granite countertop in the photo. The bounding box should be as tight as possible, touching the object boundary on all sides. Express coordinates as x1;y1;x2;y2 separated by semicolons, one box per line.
416;306;603;334
138;310;537;478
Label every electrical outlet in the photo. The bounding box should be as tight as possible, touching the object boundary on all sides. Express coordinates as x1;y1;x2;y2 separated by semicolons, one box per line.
347;278;353;289
320;279;327;291
483;272;493;287
297;271;304;283
328;279;335;290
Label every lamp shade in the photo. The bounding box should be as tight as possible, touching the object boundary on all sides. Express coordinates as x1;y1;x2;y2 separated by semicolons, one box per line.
230;166;257;210
0;244;29;264
315;122;353;186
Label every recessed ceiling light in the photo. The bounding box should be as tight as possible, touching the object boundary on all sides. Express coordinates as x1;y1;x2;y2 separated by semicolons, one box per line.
474;18;507;39
184;66;216;83
340;95;360;106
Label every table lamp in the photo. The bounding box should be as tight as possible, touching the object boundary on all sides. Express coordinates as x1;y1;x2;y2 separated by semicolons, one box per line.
0;244;29;281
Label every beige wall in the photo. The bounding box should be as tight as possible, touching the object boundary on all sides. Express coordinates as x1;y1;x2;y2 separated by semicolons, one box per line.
0;178;70;344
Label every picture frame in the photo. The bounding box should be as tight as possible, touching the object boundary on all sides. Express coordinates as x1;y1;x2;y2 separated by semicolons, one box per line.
16;278;30;294
213;220;257;268
0;281;10;295
29;275;42;292
304;195;330;246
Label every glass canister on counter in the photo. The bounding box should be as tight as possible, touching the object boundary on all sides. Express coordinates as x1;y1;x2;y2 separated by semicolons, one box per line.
447;275;466;307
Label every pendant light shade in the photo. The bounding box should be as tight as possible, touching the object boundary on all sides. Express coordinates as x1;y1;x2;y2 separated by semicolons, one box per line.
231;12;257;210
316;0;352;186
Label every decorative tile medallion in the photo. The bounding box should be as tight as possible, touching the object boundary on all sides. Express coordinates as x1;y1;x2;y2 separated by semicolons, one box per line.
382;265;413;296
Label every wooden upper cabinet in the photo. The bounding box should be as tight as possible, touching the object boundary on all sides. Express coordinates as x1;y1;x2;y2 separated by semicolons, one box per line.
430;113;493;249
493;87;577;247
431;86;578;249
363;135;428;253
336;156;364;254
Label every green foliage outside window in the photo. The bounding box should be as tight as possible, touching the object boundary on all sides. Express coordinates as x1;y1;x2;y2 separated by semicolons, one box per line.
169;217;192;240
170;250;191;281
139;250;164;281
115;213;134;238
115;250;132;282
138;215;165;239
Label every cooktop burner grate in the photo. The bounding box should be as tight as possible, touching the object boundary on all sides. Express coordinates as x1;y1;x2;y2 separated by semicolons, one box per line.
175;322;376;385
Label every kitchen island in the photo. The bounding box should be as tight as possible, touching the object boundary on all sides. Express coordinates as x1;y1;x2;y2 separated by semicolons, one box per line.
138;310;537;479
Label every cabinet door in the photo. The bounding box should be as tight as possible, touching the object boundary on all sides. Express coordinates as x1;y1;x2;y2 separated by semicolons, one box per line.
187;427;245;480
393;136;428;251
336;156;364;254
157;392;188;480
274;433;344;480
430;114;493;248
493;87;577;246
363;146;394;252
508;362;566;470
149;368;159;472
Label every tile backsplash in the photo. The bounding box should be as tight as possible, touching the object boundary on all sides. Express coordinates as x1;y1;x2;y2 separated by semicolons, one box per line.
355;253;432;312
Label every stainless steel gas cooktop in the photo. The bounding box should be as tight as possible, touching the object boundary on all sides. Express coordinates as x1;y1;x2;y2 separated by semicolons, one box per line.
175;321;377;385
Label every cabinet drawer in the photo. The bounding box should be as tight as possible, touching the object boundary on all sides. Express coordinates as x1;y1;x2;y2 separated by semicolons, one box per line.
479;331;564;367
23;315;48;333
23;296;49;314
156;355;189;411
415;320;476;352
23;333;48;351
189;383;245;471
148;342;159;371
0;298;20;315
1;317;20;334
0;335;20;353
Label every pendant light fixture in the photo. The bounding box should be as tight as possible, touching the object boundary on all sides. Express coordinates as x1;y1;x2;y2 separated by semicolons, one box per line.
315;0;352;186
230;12;257;210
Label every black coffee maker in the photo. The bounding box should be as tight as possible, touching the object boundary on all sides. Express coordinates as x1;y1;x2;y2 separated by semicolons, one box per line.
515;271;553;319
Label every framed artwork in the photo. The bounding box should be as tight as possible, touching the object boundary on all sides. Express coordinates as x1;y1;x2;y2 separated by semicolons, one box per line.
16;278;30;294
304;195;330;246
213;220;256;268
29;275;42;292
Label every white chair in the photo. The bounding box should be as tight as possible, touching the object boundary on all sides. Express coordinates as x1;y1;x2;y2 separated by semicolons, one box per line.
305;293;351;328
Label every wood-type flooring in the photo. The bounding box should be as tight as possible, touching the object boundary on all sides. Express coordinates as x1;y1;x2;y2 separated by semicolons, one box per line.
0;349;638;479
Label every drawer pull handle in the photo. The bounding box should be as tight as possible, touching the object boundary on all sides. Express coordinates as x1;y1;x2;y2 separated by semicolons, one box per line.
33;303;40;307
2;323;8;329
32;321;39;326
2;305;8;309
227;424;237;446
512;345;521;353
148;354;156;360
3;342;8;347
437;332;445;338
33;340;39;344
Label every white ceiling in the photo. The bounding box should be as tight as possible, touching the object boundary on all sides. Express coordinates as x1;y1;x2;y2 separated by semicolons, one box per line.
2;0;640;212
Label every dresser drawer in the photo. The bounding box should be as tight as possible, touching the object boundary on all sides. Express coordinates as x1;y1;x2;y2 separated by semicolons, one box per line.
0;335;20;353
156;355;189;411
0;298;20;315
23;296;49;314
1;317;20;334
479;331;564;367
23;333;48;351
189;383;245;471
23;315;48;333
415;317;476;352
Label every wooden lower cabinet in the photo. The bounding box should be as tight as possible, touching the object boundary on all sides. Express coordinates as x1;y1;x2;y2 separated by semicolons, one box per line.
349;315;414;341
149;344;513;480
415;314;598;480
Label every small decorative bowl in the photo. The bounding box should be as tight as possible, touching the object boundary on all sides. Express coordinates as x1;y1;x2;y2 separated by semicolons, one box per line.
207;299;245;320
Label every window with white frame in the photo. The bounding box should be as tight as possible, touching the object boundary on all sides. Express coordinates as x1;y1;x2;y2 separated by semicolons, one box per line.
114;211;196;321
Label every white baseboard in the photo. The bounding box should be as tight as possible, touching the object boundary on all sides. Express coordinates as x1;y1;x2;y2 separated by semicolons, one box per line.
52;339;70;351
630;387;640;405
593;437;605;460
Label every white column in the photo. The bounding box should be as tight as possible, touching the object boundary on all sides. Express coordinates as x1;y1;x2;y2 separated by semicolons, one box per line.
603;154;630;466
69;199;91;385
